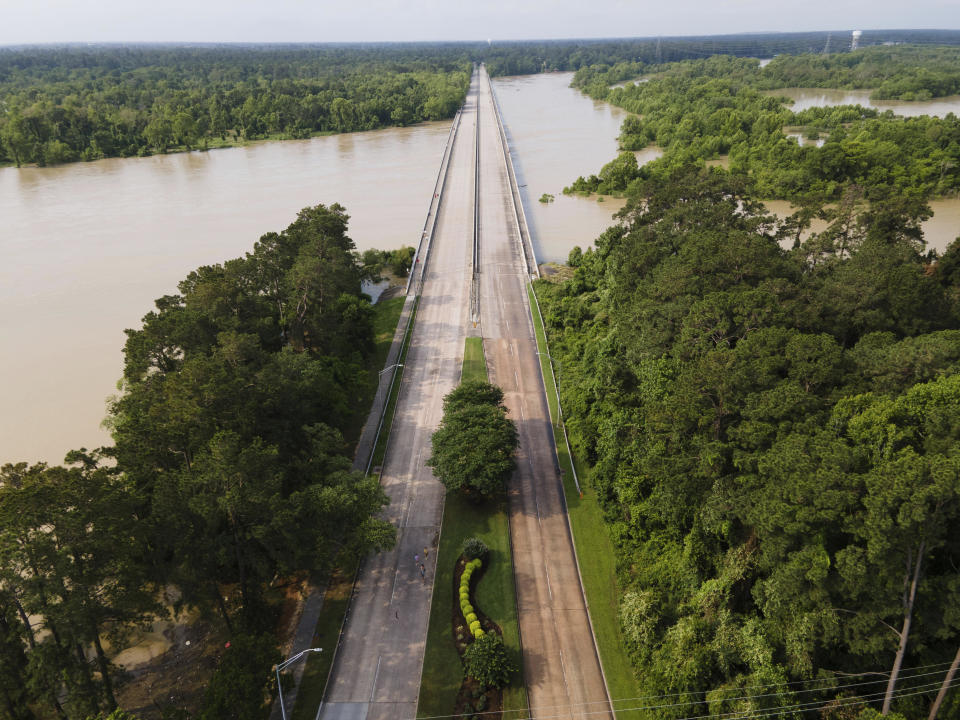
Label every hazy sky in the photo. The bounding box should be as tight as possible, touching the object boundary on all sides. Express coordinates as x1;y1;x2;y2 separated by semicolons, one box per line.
2;0;957;45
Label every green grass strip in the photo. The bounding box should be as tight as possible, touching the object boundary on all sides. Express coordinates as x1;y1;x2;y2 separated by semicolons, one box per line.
462;336;486;382
291;564;356;720
526;283;640;716
417;338;528;718
371;295;420;469
290;293;408;718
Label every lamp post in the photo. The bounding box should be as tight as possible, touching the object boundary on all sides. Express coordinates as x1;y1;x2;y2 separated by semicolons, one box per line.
275;647;322;720
378;363;404;409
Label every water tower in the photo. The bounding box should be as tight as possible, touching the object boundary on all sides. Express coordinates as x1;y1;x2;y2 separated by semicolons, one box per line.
851;30;862;51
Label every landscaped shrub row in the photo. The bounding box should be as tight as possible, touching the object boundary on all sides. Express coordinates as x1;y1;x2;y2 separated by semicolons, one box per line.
459;559;485;640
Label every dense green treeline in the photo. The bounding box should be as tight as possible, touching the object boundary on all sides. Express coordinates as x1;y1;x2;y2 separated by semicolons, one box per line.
6;32;960;168
0;204;396;718
537;167;960;720
479;30;960;77
0;45;470;166
568;51;960;204
756;46;960;101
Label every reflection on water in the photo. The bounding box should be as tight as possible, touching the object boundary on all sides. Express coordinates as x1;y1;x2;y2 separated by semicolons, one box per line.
763;198;960;253
13;70;954;465
767;88;960;118
0;123;451;463
492;72;632;265
784;131;826;147
635;146;665;166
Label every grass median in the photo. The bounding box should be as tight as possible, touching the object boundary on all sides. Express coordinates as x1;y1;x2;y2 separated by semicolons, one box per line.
527;283;640;716
417;336;527;718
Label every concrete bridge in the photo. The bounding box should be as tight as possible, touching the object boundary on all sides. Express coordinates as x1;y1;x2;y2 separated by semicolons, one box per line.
314;65;614;720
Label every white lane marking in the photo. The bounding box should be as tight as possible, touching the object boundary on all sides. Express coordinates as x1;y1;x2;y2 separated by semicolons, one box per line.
557;649;574;717
370;655;382;702
390;552;402;603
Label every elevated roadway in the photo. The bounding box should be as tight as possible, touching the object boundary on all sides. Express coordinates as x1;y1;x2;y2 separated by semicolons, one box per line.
318;65;613;720
319;70;478;720
476;65;613;720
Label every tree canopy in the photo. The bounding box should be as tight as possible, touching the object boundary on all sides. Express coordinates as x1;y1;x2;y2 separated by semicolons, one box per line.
537;166;960;719
568;49;960;205
0;203;396;717
428;380;517;499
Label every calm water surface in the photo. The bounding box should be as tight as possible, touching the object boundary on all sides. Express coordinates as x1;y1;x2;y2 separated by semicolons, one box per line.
1;123;451;463
768;88;960;118
493;72;631;264
763;198;960;253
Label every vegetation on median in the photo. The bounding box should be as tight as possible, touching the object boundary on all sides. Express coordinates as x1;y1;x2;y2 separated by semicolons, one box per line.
417;337;526;719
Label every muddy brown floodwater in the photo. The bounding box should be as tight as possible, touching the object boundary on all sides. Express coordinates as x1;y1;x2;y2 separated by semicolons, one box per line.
767;87;960;118
7;73;957;464
0;123;450;463
492;72;635;264
763;198;960;253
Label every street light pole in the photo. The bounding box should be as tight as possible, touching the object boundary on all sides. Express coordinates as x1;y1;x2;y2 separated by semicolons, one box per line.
275;647;322;720
378;363;404;409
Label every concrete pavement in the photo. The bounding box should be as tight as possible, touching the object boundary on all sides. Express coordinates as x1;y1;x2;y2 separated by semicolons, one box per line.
318;70;479;720
476;66;614;720
316;64;613;720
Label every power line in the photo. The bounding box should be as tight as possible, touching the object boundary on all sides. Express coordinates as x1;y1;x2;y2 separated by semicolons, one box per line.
480;677;957;720
411;660;957;720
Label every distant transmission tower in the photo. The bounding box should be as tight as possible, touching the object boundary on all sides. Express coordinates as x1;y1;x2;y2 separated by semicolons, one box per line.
821;32;832;54
655;37;662;65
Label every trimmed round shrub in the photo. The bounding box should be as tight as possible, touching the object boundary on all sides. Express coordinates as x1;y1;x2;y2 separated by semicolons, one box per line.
463;633;517;689
462;604;474;616
466;613;478;624
469;620;481;633
473;628;485;639
462;537;489;561
470;559;482;569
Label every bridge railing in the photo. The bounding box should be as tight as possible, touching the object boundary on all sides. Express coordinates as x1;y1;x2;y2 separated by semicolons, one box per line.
486;69;540;279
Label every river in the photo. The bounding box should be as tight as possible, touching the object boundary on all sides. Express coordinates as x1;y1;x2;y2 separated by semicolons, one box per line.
6;73;958;464
492;72;632;264
767;87;960;118
0;124;451;463
1;71;630;464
